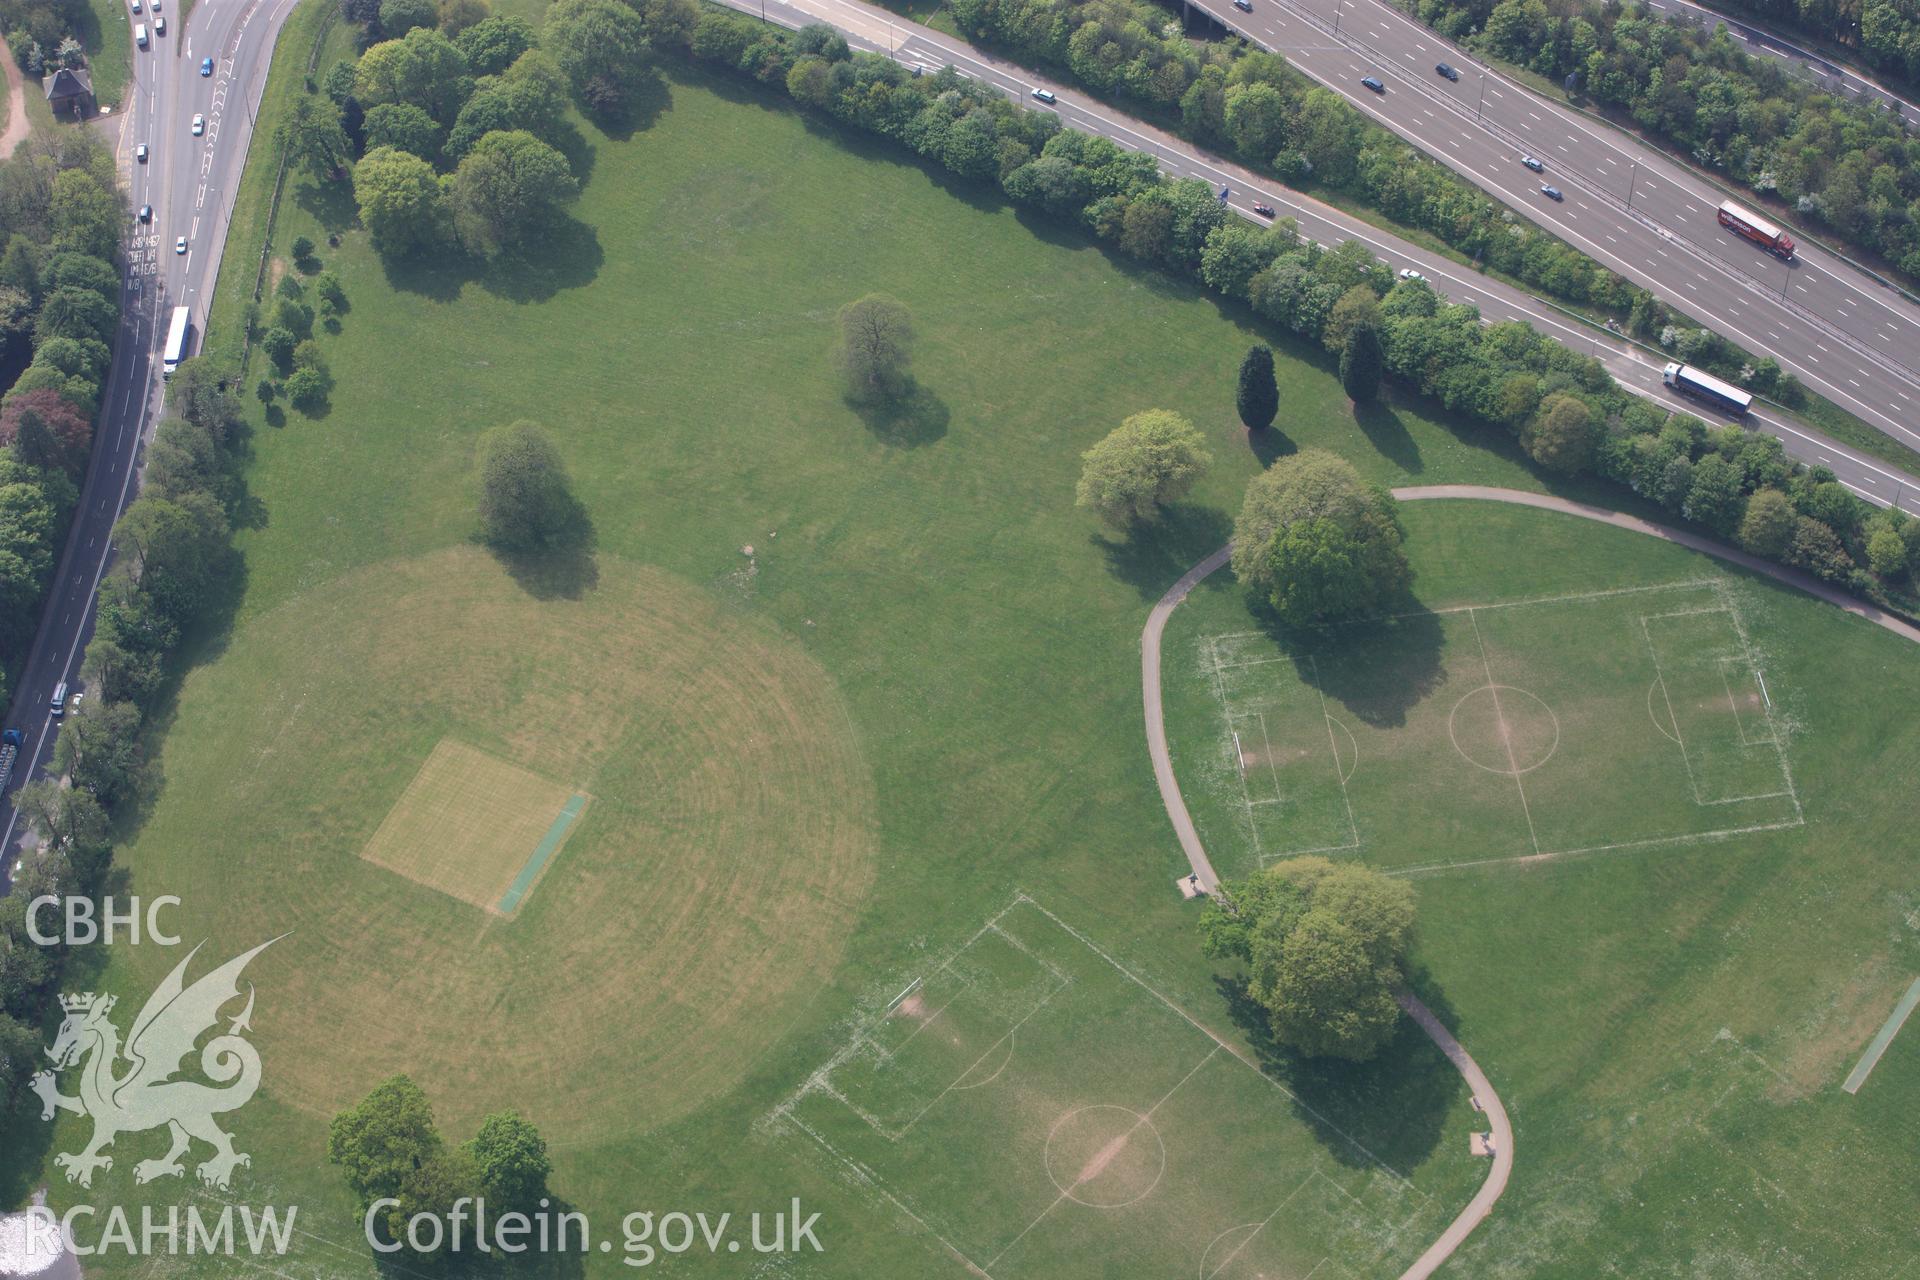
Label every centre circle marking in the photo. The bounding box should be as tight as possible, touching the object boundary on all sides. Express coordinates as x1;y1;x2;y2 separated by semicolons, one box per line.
1448;684;1560;776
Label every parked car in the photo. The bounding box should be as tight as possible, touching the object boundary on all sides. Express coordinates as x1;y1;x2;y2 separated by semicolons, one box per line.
1397;267;1425;281
138;203;152;222
1540;184;1564;201
1360;76;1385;93
1435;63;1459;81
1520;155;1544;172
1252;202;1276;218
1031;88;1056;104
175;236;187;253
135;142;148;162
200;56;213;75
191;113;205;136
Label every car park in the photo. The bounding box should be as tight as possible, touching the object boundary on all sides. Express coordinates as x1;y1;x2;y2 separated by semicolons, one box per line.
1397;267;1425;281
138;204;152;222
1252;202;1275;218
175;236;187;253
1435;63;1459;81
135;142;148;161
192;113;205;136
1031;88;1055;104
1521;155;1544;172
201;56;213;75
1540;184;1564;201
1360;76;1385;93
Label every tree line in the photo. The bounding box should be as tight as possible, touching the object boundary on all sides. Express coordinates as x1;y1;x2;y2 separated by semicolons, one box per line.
942;0;1641;315
685;16;1915;602
1662;0;1920;98
0;128;122;709
0;354;256;1115
1404;0;1920;286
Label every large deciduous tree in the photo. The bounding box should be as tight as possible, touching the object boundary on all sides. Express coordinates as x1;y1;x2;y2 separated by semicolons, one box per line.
1200;856;1415;1062
353;145;447;253
1231;448;1409;627
1074;409;1212;530
833;293;915;403
1522;392;1597;475
543;0;649;104
277;95;352;180
0;388;91;475
476;421;583;551
354;26;475;122
447;129;578;256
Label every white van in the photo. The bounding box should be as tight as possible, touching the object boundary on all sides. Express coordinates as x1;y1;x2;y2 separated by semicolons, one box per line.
51;682;68;717
135;21;149;46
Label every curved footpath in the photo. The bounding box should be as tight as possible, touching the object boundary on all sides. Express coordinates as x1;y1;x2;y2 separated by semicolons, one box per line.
1139;485;1920;1277
0;37;29;162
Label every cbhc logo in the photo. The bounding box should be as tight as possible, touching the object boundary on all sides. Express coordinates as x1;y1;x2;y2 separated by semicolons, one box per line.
27;896;183;946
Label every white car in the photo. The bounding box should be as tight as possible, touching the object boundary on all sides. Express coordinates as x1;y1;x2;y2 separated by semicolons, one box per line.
135;142;148;162
153;14;164;33
191;113;205;136
130;0;140;10
1397;267;1425;282
1031;88;1056;105
175;236;187;254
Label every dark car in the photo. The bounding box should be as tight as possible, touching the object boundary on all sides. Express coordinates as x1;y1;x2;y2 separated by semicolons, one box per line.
138;203;152;222
1435;62;1459;81
201;56;213;75
1361;76;1385;93
1252;202;1275;217
1540;184;1564;201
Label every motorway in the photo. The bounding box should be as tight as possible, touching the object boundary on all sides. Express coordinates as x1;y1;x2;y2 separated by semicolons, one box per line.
1185;0;1920;470
0;0;301;877
728;0;1920;511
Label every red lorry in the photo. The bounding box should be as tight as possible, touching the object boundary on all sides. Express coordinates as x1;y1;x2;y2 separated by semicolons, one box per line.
1717;201;1795;260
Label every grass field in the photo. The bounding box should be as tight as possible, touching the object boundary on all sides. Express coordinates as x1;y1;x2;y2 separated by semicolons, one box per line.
1184;578;1802;876
778;894;1463;1279
9;22;1918;1278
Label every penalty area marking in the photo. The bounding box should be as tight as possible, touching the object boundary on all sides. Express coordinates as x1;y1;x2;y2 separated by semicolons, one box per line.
1841;976;1920;1095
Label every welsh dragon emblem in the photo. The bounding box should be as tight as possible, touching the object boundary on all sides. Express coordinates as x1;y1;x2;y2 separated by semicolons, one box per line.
31;937;282;1190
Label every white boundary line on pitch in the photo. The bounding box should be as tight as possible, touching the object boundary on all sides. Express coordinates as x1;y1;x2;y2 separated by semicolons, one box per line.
1208;641;1361;866
769;894;1434;1280
1637;595;1800;812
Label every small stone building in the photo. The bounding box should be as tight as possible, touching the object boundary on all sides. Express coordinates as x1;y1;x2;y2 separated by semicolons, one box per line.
42;67;94;120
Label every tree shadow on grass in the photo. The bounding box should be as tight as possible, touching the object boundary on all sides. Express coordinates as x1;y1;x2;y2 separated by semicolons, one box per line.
1241;591;1445;730
848;382;948;447
1246;423;1297;468
1090;502;1233;602
481;216;605;304
484;500;600;602
291;175;360;237
1355;397;1422;475
379;240;482;303
1213;972;1458;1174
581;70;672;144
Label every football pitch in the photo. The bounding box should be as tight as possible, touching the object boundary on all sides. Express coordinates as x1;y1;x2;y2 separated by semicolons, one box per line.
1195;580;1801;875
775;896;1456;1279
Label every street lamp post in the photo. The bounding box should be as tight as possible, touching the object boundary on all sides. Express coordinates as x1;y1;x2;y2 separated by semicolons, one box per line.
1627;160;1637;208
